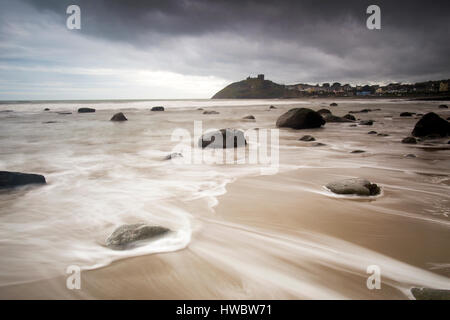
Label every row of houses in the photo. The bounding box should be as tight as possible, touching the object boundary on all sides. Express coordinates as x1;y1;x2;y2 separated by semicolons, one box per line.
286;80;449;97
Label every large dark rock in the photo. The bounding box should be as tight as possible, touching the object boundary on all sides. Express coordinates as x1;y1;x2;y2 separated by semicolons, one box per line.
411;288;450;300
78;107;96;113
276;108;325;129
151;106;164;111
412;113;450;137
110;112;127;121
199;129;247;149
326;178;381;196
106;223;170;249
323;114;353;123
0;171;46;188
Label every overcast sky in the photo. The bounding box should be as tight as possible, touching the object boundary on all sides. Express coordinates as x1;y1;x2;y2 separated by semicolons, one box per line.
0;0;449;100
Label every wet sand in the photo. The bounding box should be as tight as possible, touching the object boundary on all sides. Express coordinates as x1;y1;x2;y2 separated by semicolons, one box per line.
0;98;449;299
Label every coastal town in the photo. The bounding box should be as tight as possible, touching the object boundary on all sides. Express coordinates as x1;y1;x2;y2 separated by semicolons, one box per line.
286;79;450;97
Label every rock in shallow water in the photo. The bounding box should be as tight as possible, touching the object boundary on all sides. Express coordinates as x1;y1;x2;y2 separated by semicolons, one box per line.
359;120;374;126
0;171;46;188
151;106;164;111
276;108;325;129
411;288;450;300
402;137;417;144
203;110;220;115
78;107;96;113
323;114;353;123
199;128;247;149
326;178;381;196
299;135;316;142
110;112;127;121
412;112;450;137
164;152;183;160
106;223;170;249
242;115;255;120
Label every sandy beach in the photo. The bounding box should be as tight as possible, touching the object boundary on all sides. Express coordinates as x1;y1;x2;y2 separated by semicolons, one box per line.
0;98;449;299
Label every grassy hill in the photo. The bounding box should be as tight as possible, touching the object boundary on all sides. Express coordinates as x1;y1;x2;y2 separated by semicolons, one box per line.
212;76;288;99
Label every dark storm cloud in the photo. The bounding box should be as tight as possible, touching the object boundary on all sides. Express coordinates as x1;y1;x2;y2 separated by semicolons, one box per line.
12;0;450;85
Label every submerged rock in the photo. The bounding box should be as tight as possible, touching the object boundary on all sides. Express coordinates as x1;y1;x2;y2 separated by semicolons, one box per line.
78;107;96;113
351;150;366;154
269;105;277;110
199;128;247;149
400;112;414;117
276;108;325;129
44;108;50;111
405;154;417;158
343;114;356;121
330;103;338;107
323;114;353;123
106;223;170;249
242;115;255;120
203;111;220;115
438;104;448;109
359;120;374;126
412;112;450;137
326;178;381;196
57;112;72;115
164;152;183;160
411;288;450;300
317;109;331;115
368;131;378;135
311;142;326;147
377;133;389;137
402;137;417;144
0;171;46;188
151;106;164;111
299;135;316;142
110;112;127;121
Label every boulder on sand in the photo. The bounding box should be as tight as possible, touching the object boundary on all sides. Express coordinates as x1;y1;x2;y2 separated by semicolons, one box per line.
110;112;127;121
78;107;96;113
199;128;247;149
276;108;325;129
411;288;450;300
106;223;170;250
151;106;164;111
412;113;450;137
326;178;381;196
0;171;46;188
299;135;316;142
